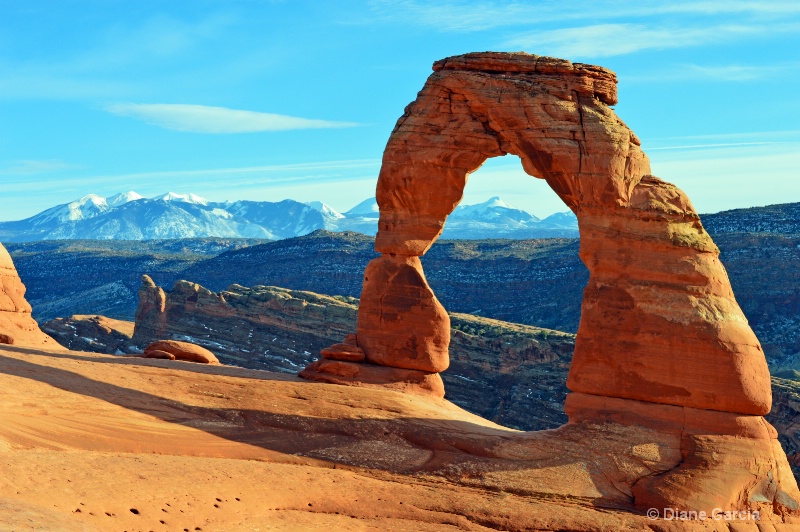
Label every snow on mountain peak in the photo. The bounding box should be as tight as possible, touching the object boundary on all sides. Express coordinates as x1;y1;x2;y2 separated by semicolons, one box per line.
306;201;345;219
345;197;379;217
62;194;110;221
475;196;513;210
75;193;106;206
153;192;209;205
107;191;143;207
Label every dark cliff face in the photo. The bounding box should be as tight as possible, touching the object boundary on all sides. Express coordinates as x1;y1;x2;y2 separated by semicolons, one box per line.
5;239;267;322
181;232;587;334
129;277;575;431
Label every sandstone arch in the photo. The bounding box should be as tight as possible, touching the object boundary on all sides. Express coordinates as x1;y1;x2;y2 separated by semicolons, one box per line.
355;52;771;416
301;52;800;514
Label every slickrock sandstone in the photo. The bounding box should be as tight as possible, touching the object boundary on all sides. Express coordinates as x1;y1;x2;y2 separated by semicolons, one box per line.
143;340;219;364
8;344;792;531
301;51;798;517
0;242;62;348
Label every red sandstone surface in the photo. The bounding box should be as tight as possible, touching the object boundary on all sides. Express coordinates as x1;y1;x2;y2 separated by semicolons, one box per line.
144;340;220;364
3;344;796;531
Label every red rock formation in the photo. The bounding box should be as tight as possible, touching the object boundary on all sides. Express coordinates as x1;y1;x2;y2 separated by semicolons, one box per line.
143;340;219;364
356;255;449;372
301;51;797;516
132;274;168;344
0;243;63;349
364;51;768;415
143;349;176;360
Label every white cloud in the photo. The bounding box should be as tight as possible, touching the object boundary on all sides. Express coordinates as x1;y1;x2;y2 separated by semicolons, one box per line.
103;103;360;133
368;0;800;32
0;160;79;175
625;62;800;82
647;141;792;151
502;23;767;58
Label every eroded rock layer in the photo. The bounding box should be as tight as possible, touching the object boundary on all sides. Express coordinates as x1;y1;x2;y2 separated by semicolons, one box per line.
0;243;62;348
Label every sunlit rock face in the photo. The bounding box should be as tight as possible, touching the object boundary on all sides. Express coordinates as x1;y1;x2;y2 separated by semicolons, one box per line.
301;51;800;517
366;51;769;415
0;242;63;349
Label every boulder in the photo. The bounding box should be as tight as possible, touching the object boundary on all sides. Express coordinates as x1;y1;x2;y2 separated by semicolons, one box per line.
144;340;219;364
320;343;365;362
142;349;176;360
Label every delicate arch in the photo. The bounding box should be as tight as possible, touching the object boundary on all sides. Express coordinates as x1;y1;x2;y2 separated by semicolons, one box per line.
357;52;770;415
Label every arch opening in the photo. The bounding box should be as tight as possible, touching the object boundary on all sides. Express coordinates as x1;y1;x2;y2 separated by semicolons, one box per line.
449;153;571;229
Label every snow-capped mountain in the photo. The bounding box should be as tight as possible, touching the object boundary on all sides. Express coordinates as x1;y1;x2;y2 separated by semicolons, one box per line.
0;192;578;242
107;191;144;207
449;196;539;224
306;201;345;220
153;192;209;205
28;194;112;227
344;197;380;218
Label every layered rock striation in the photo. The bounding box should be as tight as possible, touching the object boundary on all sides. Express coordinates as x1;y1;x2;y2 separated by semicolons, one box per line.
0;243;62;348
300;51;798;517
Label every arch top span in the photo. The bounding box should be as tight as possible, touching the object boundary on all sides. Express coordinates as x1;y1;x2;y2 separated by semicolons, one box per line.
374;52;650;257
432;52;619;105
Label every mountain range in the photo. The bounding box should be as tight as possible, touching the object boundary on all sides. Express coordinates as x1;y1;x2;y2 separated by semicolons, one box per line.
0;191;578;242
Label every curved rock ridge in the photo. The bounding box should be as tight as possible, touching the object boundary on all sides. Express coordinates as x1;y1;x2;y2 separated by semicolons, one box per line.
0;243;62;348
300;51;797;516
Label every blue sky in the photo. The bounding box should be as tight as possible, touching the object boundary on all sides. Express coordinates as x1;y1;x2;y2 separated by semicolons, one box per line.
1;0;799;221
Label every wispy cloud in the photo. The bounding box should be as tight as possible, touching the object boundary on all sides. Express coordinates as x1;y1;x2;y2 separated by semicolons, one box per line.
649;142;800;213
0;159;381;193
102;103;360;133
644;130;800;150
368;0;800;32
626;62;800;82
650;130;800;142
0;13;237;101
647;141;792;151
502;23;778;58
0;160;80;175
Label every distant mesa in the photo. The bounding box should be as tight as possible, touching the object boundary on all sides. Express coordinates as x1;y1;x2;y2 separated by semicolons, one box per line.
0;190;578;242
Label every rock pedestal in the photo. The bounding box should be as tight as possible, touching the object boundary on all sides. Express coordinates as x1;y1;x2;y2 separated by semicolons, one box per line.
298;51;798;517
